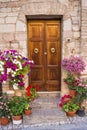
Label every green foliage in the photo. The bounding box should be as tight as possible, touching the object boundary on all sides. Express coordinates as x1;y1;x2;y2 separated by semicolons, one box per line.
9;96;25;116
0;93;11;118
62;101;79;112
64;73;76;90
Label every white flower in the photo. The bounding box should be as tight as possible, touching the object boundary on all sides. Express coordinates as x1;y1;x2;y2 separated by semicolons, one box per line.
16;61;22;69
13;84;18;90
0;61;4;65
1;72;4;74
0;65;4;71
7;68;11;74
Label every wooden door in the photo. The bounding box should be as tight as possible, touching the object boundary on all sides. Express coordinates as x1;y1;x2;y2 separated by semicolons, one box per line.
28;20;61;91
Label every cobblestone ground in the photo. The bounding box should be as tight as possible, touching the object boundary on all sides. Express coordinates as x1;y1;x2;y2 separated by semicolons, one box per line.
0;97;87;130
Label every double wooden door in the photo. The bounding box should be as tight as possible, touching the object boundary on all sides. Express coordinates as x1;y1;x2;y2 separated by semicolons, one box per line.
28;20;61;91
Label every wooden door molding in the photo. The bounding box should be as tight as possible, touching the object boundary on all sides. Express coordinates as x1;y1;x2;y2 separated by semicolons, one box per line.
28;20;61;91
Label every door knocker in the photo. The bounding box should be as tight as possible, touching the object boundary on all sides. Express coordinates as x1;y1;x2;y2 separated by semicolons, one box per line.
51;48;55;54
34;48;39;54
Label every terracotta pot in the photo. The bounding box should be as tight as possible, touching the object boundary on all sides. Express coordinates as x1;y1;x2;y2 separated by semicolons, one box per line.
69;90;76;96
30;97;35;101
12;115;22;120
24;109;32;115
0;117;9;126
66;110;76;117
12;115;22;125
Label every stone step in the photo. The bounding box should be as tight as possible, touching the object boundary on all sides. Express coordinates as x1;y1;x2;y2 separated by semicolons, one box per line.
31;97;60;109
38;91;61;97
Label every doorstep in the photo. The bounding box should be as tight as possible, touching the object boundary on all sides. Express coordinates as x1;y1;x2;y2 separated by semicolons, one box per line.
1;96;87;130
37;91;61;97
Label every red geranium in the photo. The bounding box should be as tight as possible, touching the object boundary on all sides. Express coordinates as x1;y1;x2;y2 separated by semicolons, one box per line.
59;94;72;108
26;90;31;96
36;86;40;91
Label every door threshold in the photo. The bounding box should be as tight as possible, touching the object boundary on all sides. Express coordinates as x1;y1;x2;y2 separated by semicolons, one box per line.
37;91;61;97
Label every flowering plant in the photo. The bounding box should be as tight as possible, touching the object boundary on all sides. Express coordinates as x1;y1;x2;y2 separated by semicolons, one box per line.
62;56;86;74
59;94;72;108
26;85;39;101
59;94;79;112
0;50;34;89
0;93;10;118
64;73;87;90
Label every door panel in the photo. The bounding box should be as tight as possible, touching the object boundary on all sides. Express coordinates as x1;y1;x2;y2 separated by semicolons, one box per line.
28;20;61;91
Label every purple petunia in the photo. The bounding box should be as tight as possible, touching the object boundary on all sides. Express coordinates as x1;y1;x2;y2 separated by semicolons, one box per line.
62;56;86;74
0;49;34;90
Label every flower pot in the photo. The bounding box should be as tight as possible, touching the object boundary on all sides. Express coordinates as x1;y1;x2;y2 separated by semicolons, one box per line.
0;117;9;126
24;109;32;115
69;90;76;97
12;119;22;125
12;115;22;125
77;109;85;117
12;115;22;120
66;110;76;117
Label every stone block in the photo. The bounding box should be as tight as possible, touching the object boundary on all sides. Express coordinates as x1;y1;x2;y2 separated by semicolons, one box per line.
7;12;19;17
5;16;17;23
82;0;87;7
12;7;21;12
63;31;72;38
0;24;15;32
3;33;14;41
0;0;10;2
0;43;10;51
16;20;26;32
0;8;11;13
0;33;2;41
11;43;19;49
58;0;69;6
73;31;80;39
0;13;7;17
63;19;72;31
15;32;27;41
19;41;27;49
70;11;78;17
72;25;80;31
0;18;4;23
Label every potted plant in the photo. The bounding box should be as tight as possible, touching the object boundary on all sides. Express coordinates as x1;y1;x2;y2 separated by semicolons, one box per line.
9;96;24;124
0;93;11;126
26;85;39;101
76;106;85;117
59;94;79;117
62;100;79;117
73;86;87;117
0;50;34;90
64;73;77;96
23;99;32;115
62;56;86;96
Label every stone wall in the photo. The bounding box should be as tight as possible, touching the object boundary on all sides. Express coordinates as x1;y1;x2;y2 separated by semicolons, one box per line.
0;0;86;96
81;0;87;109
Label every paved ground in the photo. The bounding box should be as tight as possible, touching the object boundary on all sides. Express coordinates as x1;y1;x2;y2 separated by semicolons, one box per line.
0;96;87;130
